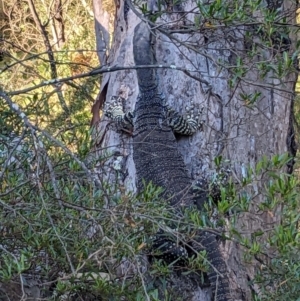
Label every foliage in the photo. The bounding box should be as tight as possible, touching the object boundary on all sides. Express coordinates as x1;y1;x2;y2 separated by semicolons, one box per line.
212;153;300;301
1;117;300;300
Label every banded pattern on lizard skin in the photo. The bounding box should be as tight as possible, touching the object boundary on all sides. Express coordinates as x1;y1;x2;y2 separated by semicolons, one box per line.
105;21;232;301
106;95;202;136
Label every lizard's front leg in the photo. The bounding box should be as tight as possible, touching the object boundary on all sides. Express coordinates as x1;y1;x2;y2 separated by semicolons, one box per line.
167;100;204;135
104;96;134;128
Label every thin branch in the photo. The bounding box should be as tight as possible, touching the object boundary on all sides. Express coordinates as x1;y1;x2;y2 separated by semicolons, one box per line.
7;62;294;96
8;64;210;96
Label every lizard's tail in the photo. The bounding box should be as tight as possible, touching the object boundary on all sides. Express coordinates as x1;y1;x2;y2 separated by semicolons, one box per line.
194;231;232;301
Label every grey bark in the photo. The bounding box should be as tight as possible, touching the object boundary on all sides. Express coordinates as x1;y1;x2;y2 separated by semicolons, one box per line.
92;0;111;65
91;0;114;126
92;0;297;300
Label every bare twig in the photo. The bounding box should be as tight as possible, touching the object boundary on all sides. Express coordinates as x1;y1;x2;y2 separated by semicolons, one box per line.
8;63;211;96
27;0;68;113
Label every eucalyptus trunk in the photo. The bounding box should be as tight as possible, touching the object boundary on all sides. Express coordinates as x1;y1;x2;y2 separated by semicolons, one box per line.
91;0;297;300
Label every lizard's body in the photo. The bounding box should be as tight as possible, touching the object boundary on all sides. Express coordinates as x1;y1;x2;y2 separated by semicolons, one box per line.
105;21;232;301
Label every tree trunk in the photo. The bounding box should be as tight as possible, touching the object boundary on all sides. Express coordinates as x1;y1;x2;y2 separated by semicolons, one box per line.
92;0;297;300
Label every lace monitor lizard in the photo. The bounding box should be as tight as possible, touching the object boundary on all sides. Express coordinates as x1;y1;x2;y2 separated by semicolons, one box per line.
105;21;232;301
